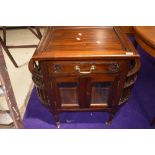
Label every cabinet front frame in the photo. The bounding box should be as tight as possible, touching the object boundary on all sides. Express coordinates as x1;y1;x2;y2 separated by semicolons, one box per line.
41;59;129;112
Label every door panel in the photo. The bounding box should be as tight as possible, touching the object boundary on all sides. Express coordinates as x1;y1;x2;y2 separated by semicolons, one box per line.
54;75;117;109
58;82;78;105
90;82;112;106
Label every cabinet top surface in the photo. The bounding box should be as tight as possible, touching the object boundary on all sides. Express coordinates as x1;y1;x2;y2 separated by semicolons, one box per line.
33;26;139;60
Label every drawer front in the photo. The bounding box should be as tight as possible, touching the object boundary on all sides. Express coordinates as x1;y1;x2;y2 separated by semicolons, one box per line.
47;61;121;75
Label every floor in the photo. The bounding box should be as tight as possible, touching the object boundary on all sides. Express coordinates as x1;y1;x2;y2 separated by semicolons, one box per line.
0;28;43;126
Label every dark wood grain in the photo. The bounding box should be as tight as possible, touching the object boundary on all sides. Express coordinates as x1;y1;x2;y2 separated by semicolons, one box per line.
119;26;134;35
33;27;139;61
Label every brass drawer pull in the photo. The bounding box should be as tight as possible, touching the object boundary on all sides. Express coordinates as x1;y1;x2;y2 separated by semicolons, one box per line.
74;65;96;74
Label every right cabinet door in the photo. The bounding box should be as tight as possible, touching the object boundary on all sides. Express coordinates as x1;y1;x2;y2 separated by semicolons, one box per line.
81;61;129;109
90;79;114;108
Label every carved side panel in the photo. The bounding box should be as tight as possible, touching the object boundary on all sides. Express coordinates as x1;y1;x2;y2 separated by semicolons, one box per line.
119;58;141;105
29;59;49;106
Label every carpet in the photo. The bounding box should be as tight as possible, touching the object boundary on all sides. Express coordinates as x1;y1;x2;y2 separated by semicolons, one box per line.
23;37;155;129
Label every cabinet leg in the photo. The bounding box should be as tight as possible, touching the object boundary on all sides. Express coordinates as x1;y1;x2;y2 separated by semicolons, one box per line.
150;117;155;126
54;112;60;128
106;111;116;126
56;121;60;128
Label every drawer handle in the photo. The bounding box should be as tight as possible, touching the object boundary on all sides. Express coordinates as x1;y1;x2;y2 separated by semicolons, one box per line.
74;65;96;74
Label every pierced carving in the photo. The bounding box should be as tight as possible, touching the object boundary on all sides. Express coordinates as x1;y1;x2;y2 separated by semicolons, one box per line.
108;63;120;73
34;61;40;69
29;60;49;106
119;95;130;105
53;64;62;72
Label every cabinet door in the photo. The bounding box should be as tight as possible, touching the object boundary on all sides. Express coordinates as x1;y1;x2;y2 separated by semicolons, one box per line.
79;74;117;109
90;79;113;108
53;76;80;109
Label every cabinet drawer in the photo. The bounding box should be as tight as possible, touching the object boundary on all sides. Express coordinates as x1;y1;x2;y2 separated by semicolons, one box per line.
47;61;120;75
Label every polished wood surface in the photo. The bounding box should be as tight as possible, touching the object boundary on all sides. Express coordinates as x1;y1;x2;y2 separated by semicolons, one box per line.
134;26;155;48
33;26;139;60
120;26;134;35
134;26;155;57
29;26;140;128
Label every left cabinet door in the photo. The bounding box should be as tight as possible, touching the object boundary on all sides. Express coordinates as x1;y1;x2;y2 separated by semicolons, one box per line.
52;76;80;109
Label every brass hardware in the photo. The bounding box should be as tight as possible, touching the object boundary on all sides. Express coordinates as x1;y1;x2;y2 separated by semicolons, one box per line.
74;65;96;74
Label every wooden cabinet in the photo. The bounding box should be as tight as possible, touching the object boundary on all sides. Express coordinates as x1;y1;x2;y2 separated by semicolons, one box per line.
29;26;140;128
